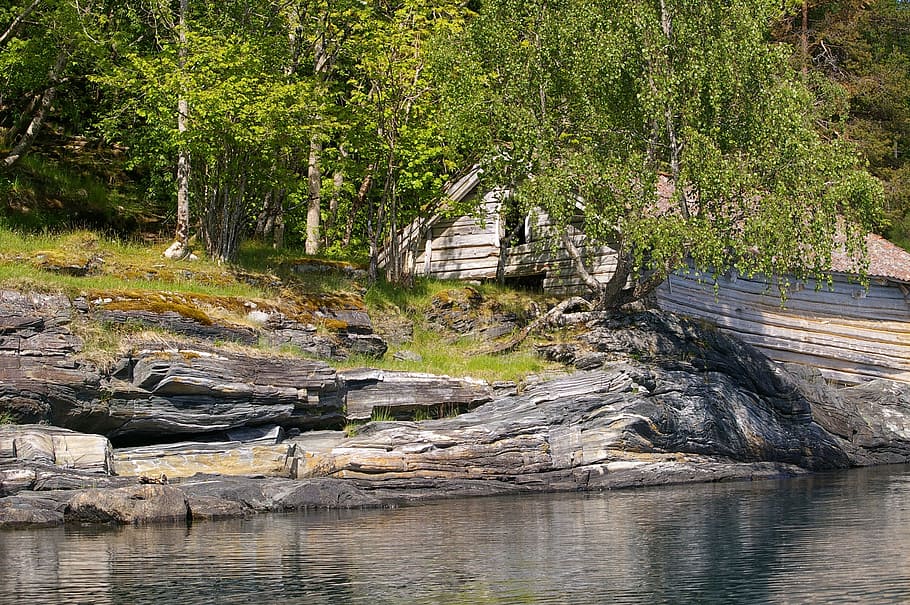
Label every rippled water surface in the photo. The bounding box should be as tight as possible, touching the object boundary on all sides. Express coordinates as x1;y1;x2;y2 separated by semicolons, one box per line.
3;465;910;604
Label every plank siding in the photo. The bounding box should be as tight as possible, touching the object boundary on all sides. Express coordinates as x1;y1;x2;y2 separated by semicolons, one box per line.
657;271;910;385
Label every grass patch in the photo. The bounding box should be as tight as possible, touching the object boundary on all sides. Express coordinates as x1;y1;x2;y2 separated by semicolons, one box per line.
0;221;568;384
337;325;558;383
370;407;396;422
1;152;151;232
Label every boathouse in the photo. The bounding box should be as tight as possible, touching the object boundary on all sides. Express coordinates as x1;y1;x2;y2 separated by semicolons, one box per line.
383;167;910;385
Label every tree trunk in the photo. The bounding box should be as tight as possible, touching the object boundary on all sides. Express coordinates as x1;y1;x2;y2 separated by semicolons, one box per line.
560;229;604;298
325;145;346;247
165;0;191;259
345;165;373;248
801;0;809;78
0;0;42;48
200;147;247;264
1;50;66;169
305;135;322;254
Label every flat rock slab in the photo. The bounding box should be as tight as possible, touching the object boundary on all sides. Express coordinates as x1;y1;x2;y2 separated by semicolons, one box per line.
113;441;297;479
0;424;113;474
341;369;494;421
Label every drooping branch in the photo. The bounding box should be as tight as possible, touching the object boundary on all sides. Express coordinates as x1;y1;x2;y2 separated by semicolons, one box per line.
560;228;605;298
478;296;594;356
2;49;66;169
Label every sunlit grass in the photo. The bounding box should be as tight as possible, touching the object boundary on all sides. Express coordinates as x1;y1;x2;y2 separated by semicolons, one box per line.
336;325;560;383
0;223;567;384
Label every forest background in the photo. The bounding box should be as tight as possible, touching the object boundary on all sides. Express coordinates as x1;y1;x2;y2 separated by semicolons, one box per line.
0;0;907;302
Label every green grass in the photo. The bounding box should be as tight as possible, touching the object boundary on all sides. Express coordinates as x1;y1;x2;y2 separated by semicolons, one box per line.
0;226;265;299
0;223;566;384
1;153;150;232
370;407;396;422
337;325;557;383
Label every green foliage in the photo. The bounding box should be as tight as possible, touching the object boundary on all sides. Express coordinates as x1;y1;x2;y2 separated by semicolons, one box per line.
455;0;884;304
775;0;910;248
370;407;396;422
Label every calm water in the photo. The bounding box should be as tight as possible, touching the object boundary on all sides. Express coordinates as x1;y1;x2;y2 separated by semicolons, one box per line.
2;466;910;605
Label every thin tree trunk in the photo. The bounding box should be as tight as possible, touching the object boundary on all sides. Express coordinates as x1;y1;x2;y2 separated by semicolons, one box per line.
174;0;190;249
560;229;605;298
305;24;331;255
4;93;39;147
658;0;686;219
325;145;346;247
344;165;373;248
801;0;809;78
2;50;66;169
305;135;322;254
0;0;43;47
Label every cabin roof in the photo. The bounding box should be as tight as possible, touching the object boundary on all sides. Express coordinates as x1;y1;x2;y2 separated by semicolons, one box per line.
832;233;910;284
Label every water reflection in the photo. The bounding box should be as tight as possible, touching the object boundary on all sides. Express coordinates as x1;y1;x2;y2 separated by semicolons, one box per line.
2;465;910;604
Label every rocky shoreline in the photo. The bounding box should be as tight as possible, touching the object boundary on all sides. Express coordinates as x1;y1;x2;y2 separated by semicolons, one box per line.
3;290;910;528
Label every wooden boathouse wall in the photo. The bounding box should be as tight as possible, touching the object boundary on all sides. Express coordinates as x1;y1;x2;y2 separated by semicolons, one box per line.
384;169;910;386
655;270;910;385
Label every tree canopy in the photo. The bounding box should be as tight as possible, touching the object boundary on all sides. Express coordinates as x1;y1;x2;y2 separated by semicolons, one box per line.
456;0;884;306
0;0;900;300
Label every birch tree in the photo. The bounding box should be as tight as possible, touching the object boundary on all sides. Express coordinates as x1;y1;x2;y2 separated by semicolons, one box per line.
462;0;884;307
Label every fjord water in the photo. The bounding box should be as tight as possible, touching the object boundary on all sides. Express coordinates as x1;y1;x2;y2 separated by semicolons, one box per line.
2;465;910;605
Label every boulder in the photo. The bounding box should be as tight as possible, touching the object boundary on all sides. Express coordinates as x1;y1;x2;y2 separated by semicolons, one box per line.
177;474;380;512
306;314;853;487
788;364;910;465
112;440;297;479
0;494;66;528
64;346;344;441
64;484;190;525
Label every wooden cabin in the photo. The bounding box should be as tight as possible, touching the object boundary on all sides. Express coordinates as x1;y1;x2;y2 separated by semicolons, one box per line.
382;166;618;297
384;168;910;386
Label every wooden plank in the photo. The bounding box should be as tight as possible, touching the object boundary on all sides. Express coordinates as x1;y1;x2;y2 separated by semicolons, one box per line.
423;245;499;263
658;297;910;351
660;304;910;374
430;267;499;281
428;257;500;272
675;272;909;310
663;276;910;322
737;340;910;383
658;283;910;336
713;317;910;368
430;233;501;250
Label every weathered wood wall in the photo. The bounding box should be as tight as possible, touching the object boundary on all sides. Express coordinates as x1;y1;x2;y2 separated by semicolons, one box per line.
411;192;503;281
656;270;910;385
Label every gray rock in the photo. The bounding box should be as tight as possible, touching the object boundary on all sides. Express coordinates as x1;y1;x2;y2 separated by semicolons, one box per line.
340;368;494;421
392;350;423;362
92;309;259;345
64;484;190;525
0;425;113;473
65;346;343;441
187;494;249;521
789;364;910;465
302;314;853;490
0;495;65;528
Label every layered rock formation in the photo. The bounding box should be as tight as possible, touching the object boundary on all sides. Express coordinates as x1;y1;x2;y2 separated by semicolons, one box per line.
4;306;910;529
